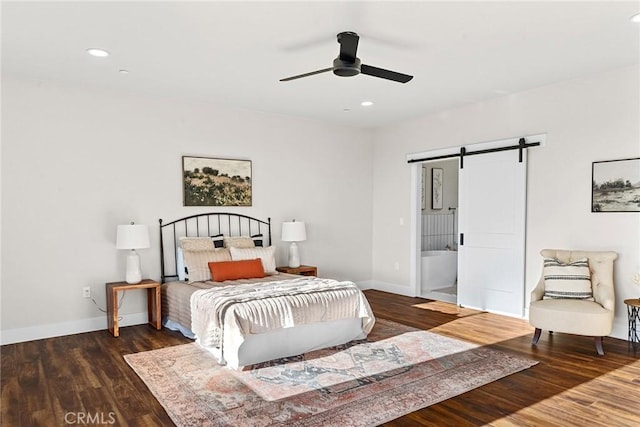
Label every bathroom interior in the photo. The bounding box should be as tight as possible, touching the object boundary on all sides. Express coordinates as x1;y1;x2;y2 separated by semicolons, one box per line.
420;159;459;303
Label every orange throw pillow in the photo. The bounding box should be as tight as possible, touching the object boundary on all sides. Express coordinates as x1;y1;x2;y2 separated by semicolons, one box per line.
208;259;265;282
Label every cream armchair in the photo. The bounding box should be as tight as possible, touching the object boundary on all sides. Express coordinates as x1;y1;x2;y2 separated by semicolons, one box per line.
529;249;618;355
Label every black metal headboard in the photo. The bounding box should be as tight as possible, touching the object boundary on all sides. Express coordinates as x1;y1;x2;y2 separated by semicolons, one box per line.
159;212;271;283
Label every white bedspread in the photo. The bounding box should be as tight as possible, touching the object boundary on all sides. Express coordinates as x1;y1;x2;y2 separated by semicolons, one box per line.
190;277;375;352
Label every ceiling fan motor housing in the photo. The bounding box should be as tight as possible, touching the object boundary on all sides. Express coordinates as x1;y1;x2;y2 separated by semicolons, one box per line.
333;57;361;77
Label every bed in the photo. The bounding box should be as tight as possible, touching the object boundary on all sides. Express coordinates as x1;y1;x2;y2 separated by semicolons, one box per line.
159;212;375;369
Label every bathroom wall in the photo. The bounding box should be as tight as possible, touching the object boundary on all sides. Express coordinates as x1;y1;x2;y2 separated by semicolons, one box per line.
421;159;459;250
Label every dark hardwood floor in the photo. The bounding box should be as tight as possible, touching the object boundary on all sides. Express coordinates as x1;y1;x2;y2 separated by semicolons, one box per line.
2;290;640;426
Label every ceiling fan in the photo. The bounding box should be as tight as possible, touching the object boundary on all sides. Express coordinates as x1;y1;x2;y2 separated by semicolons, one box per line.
280;31;413;84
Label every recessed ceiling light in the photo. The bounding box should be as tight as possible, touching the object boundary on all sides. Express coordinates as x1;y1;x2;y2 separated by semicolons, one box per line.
361;101;373;107
119;69;129;74
86;48;110;57
631;13;640;23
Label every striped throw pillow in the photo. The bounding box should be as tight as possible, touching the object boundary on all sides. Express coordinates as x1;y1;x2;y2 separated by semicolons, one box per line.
183;248;232;283
229;246;276;274
542;257;593;300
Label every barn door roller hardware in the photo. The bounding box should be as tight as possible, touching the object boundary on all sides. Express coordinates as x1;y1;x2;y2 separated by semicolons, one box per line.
408;137;540;168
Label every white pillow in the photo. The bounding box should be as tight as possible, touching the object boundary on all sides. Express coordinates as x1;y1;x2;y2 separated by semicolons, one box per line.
223;236;256;249
177;247;187;281
182;248;232;283
229;246;276;274
177;238;217;281
543;257;593;300
179;237;215;251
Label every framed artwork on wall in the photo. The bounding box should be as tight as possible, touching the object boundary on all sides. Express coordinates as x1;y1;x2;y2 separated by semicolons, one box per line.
591;157;640;212
182;156;252;206
432;168;443;210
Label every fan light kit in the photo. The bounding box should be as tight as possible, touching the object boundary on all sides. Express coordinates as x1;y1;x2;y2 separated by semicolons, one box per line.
280;31;413;84
86;48;110;57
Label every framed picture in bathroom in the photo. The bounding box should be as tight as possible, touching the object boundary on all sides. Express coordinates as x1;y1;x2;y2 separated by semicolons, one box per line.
432;168;443;210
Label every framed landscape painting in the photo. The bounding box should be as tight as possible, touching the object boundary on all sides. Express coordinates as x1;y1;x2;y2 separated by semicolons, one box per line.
592;157;640;212
182;156;252;206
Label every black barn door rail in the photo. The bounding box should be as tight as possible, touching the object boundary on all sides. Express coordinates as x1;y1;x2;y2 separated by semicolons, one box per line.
407;138;540;168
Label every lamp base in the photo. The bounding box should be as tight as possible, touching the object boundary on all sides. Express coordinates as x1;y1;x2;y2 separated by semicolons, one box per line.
125;249;142;284
288;242;301;268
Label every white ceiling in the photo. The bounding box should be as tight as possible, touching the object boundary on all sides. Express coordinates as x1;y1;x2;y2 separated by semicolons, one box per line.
3;1;639;129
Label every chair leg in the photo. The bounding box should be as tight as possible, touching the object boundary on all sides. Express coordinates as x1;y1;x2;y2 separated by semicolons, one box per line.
532;328;542;345
595;336;605;356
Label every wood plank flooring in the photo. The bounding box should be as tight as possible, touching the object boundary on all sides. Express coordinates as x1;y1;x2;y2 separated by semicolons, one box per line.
2;289;640;426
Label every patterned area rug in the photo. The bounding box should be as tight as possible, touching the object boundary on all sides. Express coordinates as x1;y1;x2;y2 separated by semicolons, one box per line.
124;320;537;426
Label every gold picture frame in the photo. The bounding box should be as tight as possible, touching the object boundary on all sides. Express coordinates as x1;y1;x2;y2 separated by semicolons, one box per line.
182;156;252;206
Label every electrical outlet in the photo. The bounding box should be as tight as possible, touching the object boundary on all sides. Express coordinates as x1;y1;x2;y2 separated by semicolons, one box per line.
394;261;400;271
83;286;91;298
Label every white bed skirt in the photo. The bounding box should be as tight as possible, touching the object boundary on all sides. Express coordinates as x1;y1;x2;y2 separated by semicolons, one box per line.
202;317;367;370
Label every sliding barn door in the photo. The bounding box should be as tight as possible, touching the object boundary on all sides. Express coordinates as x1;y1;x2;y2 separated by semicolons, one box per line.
457;149;527;317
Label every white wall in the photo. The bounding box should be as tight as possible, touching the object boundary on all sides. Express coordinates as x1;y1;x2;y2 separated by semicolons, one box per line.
3;65;638;344
371;65;640;339
1;76;373;343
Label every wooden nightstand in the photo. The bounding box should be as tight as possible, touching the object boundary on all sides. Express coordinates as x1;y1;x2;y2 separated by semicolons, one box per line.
106;279;161;337
276;265;318;277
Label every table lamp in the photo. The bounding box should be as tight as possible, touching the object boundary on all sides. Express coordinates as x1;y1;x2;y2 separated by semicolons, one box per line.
116;222;150;284
281;220;306;268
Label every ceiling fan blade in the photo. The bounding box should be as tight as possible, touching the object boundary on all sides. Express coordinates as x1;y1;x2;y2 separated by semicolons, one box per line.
279;67;333;82
360;64;413;83
338;31;359;62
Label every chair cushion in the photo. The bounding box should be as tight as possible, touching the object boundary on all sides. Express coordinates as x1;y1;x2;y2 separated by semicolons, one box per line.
529;299;613;336
543;257;593;300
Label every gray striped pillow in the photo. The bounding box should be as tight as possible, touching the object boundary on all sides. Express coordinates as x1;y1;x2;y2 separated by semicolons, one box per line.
183;248;232;283
229;246;276;274
542;257;593;300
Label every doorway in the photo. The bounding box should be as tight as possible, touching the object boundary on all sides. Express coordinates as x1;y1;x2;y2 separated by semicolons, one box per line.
419;159;459;303
409;134;544;317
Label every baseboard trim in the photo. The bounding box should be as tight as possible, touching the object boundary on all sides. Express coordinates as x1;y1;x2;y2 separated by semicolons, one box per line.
369;280;416;297
355;280;375;290
610;318;627;341
2;295;628;344
419;290;457;304
0;312;149;345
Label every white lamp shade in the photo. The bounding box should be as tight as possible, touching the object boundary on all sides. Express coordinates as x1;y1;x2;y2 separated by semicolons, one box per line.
116;224;150;250
281;221;306;242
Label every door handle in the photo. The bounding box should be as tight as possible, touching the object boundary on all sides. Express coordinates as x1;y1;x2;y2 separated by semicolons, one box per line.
460;233;464;246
